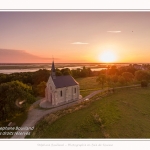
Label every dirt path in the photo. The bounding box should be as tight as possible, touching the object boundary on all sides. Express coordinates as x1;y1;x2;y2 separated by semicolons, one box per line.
11;84;140;139
11;100;82;138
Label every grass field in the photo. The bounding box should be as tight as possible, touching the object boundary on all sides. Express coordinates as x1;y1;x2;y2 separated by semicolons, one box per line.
28;87;150;138
76;76;101;90
76;76;139;98
76;76;102;97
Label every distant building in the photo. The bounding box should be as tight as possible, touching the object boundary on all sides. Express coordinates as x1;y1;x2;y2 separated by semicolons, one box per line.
133;64;145;70
44;61;80;106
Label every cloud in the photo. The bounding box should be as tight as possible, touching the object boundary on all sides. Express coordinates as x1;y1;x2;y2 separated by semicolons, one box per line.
0;49;59;63
107;31;121;33
71;42;89;45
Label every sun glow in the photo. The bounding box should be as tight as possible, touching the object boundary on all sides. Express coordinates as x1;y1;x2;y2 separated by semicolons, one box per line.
99;51;117;63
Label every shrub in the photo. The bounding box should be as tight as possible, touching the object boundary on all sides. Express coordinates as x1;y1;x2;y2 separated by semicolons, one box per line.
141;80;148;87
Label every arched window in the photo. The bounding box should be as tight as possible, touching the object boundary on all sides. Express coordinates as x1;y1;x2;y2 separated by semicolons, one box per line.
49;84;52;90
60;90;62;97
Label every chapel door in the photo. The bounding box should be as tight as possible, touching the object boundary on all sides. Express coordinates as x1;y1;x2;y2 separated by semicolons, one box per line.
50;93;52;104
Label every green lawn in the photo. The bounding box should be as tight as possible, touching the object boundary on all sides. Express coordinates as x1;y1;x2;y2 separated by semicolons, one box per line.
28;87;150;138
76;76;102;97
80;90;95;98
76;76;101;90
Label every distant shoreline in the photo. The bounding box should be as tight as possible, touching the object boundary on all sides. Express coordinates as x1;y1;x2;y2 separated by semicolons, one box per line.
0;62;147;65
0;63;126;70
0;63;148;74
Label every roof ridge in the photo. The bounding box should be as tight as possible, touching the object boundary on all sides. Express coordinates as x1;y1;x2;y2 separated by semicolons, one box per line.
51;75;78;88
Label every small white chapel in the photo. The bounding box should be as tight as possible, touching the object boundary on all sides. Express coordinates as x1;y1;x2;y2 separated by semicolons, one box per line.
40;61;80;108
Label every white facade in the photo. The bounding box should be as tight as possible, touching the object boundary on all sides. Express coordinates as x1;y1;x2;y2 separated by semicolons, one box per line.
45;75;80;106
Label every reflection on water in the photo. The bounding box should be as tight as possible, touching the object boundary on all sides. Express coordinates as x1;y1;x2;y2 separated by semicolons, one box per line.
91;68;106;71
58;66;83;70
0;63;129;74
0;68;44;74
0;66;106;74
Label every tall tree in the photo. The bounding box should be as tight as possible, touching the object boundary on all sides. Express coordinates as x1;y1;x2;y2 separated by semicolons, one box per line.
32;69;50;85
107;75;118;89
122;72;134;83
96;74;107;89
135;70;150;81
37;81;46;97
61;68;71;75
0;81;35;121
118;76;126;85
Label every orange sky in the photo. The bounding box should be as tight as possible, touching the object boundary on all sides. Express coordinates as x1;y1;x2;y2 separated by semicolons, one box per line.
0;12;150;63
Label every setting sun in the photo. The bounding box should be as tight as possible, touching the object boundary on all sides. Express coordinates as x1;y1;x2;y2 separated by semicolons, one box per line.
99;51;117;63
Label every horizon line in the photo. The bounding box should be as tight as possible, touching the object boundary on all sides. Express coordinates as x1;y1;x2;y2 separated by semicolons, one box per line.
0;62;150;64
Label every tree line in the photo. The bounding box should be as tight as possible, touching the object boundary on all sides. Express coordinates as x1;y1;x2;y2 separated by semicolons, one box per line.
96;68;150;89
